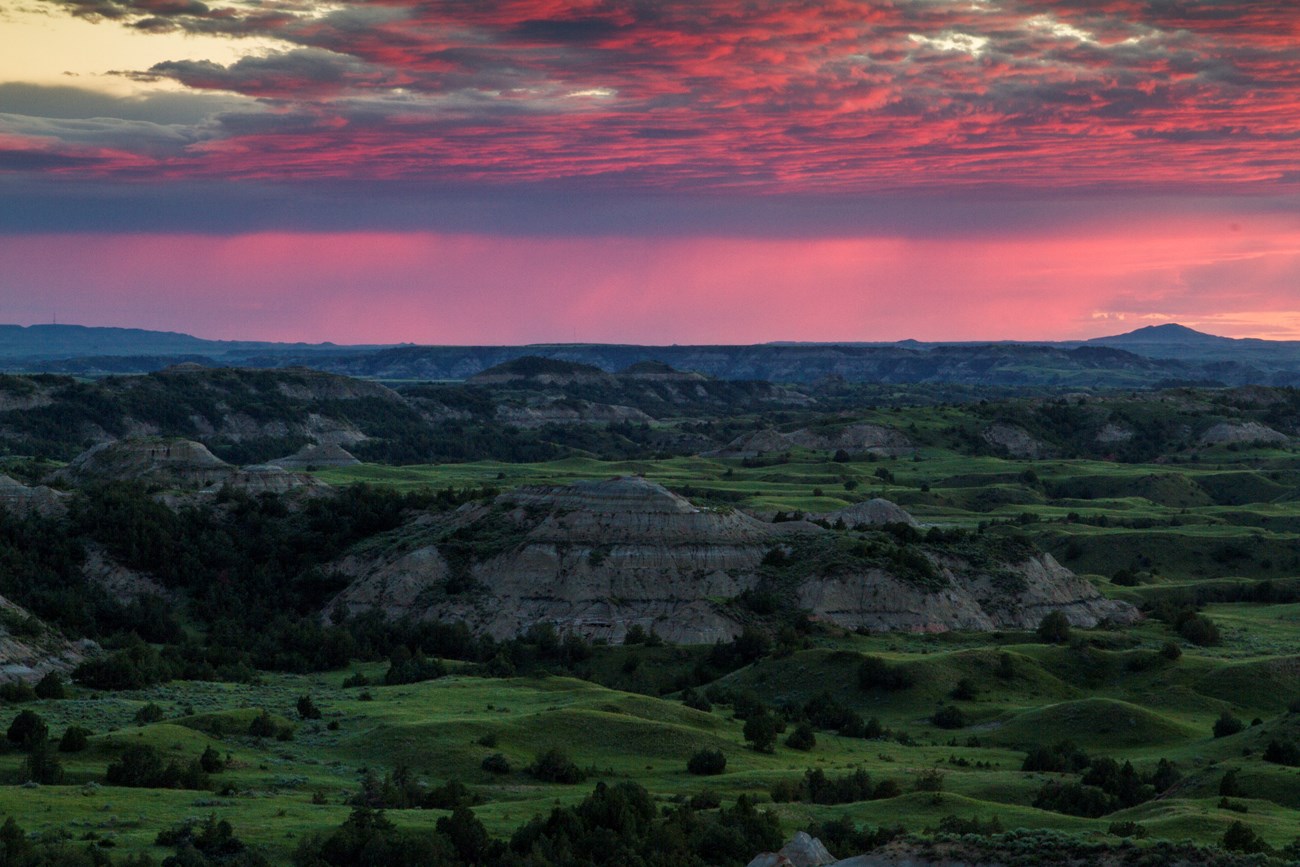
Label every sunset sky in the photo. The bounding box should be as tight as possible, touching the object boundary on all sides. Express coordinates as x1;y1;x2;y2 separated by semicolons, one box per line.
1;1;1298;344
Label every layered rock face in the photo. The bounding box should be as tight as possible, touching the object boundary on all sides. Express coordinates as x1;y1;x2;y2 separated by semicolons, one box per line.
331;477;793;643
1199;421;1288;446
329;478;1137;642
798;552;1135;633
52;437;329;495
825;499;918;528
54;438;233;488
268;442;361;469
982;422;1053;459
0;596;90;683
0;475;66;516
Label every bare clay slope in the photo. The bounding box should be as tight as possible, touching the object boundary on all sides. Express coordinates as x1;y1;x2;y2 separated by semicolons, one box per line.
329;478;1136;642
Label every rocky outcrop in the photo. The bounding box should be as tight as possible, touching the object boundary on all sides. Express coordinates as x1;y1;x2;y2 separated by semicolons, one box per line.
495;400;652;428
0;474;66;516
825;499;917;528
798;552;1136;633
329;477;796;643
268;442;361;469
0;596;89;683
329;478;1137;641
1199;421;1288;446
746;833;838;867
215;466;332;496
982;423;1052;459
53;438;233;488
707;424;912;458
82;545;168;606
1094;422;1134;444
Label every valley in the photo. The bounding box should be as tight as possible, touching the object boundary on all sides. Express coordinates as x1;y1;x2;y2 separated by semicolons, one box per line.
0;359;1298;865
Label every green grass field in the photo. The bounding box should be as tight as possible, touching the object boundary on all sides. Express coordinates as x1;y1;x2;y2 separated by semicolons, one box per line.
4;417;1300;863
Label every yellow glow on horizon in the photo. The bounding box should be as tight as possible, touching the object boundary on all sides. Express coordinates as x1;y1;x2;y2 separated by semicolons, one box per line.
0;4;286;97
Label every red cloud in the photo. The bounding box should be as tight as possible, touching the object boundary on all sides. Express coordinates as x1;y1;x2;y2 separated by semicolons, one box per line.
11;0;1300;194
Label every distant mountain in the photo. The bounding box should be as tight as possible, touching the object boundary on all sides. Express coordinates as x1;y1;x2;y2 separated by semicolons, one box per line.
1088;323;1236;345
4;321;1300;387
0;323;391;362
1083;322;1300;365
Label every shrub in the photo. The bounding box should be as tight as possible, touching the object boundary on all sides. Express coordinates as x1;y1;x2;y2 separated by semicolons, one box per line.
932;705;966;730
1177;613;1221;647
32;672;65;700
1159;641;1182;661
58;726;90;753
134;702;165;725
341;671;370;688
1220;769;1244;797
743;713;778;754
1036;611;1071;644
914;768;945;793
686;749;727;776
1108;820;1147;839
785;723;816;751
383;649;446;685
681;688;713;713
950;678;977;701
1263;739;1300;767
424;780;482;810
1213;712;1244;738
858;656;912;692
200;745;225;773
18;739;63;785
297;695;322;720
6;710;47;749
481;753;511;775
106;744;210;790
769;768;894;805
1223;820;1269;854
526;748;585;784
248;710;278;738
1022;741;1090;773
0;682;35;703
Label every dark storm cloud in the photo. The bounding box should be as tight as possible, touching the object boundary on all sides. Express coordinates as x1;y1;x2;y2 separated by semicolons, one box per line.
149;49;400;98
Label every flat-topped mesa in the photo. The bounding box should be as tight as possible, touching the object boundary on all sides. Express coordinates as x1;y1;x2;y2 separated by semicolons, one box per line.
53;437;233;487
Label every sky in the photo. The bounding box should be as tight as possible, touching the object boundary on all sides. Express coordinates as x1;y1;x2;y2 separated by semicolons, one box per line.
1;1;1298;344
